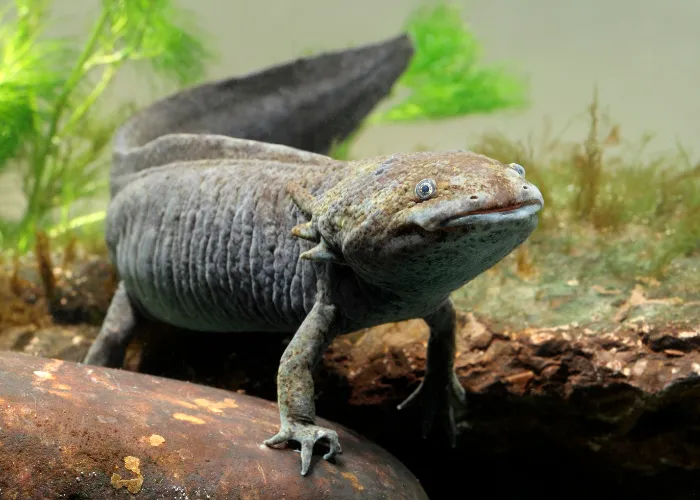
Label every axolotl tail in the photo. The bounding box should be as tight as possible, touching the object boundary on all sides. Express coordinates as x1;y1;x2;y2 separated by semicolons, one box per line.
109;34;414;198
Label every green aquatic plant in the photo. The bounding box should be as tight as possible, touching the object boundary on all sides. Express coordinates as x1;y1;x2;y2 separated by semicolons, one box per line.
472;92;700;278
0;0;70;170
4;1;694;282
330;2;528;160
0;0;212;252
375;2;528;123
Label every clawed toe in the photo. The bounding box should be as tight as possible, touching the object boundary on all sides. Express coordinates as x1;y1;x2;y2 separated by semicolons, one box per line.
397;372;466;447
397;380;423;411
263;430;291;447
264;423;342;475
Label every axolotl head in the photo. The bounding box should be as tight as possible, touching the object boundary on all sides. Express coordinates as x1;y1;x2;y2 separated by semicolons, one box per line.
292;150;544;296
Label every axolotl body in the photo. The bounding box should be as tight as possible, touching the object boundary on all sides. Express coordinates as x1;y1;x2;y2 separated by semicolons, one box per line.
83;36;544;476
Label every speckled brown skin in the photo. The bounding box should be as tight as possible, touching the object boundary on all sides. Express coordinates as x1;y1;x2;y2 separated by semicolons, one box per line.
83;35;545;476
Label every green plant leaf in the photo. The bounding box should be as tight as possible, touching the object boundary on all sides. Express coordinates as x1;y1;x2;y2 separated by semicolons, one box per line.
101;0;212;86
0;0;77;169
375;2;528;123
1;0;215;253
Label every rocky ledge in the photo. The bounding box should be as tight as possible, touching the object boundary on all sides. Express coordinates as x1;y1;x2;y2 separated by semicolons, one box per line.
2;253;700;499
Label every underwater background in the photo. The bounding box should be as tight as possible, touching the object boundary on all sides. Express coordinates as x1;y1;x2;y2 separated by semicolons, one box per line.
0;1;699;499
2;0;699;234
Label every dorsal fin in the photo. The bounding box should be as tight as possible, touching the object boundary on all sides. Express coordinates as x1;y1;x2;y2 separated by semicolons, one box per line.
110;34;414;197
110;135;339;197
115;134;336;173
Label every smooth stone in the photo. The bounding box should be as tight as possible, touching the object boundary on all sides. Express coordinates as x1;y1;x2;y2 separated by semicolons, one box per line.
0;351;427;499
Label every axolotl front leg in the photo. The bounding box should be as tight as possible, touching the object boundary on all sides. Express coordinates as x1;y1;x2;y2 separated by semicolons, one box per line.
264;183;348;475
263;299;342;475
397;298;466;446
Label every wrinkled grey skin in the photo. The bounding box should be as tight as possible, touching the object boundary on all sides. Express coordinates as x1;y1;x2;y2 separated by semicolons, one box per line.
83;34;545;476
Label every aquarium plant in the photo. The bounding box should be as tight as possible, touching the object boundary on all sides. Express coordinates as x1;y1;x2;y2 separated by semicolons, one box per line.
330;2;529;160
472;90;700;278
377;2;528;122
2;0;696;281
0;0;212;252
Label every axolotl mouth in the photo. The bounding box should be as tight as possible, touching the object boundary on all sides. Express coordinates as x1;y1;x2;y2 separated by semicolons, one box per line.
406;195;544;232
440;199;543;228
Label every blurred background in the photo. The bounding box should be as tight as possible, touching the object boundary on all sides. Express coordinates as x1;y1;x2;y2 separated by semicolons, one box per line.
1;0;699;260
33;0;700;156
1;0;699;223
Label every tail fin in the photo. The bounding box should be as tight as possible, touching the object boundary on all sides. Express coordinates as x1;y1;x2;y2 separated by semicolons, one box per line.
111;34;414;193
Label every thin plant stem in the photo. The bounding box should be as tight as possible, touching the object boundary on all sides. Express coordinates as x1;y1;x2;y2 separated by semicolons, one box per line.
18;9;111;249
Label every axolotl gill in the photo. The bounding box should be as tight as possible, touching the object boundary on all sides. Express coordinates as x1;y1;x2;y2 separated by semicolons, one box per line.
83;36;544;476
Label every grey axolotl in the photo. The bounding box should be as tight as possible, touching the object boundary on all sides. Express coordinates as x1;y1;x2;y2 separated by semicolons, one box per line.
83;34;544;476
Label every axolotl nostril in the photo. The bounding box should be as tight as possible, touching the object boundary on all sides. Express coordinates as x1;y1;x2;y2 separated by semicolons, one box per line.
83;34;544;477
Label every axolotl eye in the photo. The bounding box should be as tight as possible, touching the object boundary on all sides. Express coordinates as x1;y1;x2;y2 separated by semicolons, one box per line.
509;163;526;177
415;178;437;201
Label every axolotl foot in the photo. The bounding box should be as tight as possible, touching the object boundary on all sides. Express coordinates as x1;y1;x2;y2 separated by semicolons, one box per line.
397;370;466;447
264;420;342;475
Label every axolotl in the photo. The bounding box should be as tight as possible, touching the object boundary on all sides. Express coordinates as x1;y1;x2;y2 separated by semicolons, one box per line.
83;37;544;476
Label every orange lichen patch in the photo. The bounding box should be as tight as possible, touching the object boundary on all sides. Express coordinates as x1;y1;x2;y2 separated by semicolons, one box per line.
175;400;199;410
341;471;364;491
45;389;76;398
193;397;239;414
32;371;55;381
40;359;64;374
54;384;71;391
111;456;144;494
256;462;267;485
172;413;205;425
149;434;165;447
155;394;199;410
86;372;121;391
322;460;338;474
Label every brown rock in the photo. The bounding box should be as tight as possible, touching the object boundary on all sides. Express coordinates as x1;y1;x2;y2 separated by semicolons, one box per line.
0;351;427;500
319;313;700;473
3;255;700;498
